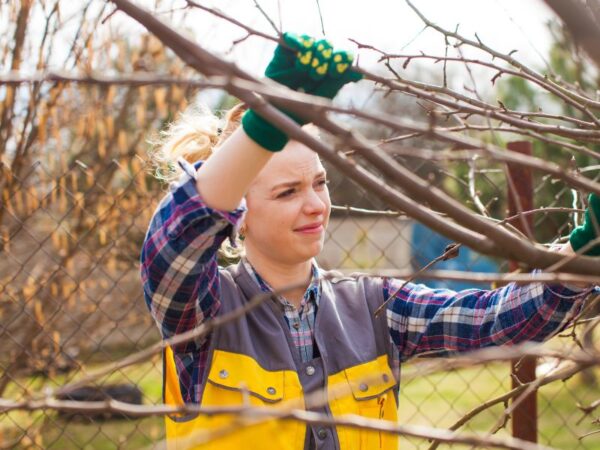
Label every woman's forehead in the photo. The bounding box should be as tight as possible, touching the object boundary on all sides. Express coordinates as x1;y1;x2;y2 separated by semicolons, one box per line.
257;145;325;186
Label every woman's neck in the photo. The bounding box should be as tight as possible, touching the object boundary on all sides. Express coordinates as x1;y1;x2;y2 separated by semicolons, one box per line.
244;249;312;308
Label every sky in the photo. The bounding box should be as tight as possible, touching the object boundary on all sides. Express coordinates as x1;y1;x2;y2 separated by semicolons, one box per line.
88;0;559;74
14;0;563;80
155;0;559;76
114;0;555;110
19;0;562;109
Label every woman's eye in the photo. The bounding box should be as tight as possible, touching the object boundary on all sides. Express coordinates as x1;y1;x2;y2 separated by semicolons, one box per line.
276;180;328;198
277;189;295;198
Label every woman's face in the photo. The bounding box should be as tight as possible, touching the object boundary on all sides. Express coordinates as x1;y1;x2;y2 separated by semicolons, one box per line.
243;140;331;266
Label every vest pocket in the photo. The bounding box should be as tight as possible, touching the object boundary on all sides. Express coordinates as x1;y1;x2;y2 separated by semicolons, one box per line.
205;350;285;404
330;355;397;450
179;350;304;450
344;360;396;402
347;361;396;450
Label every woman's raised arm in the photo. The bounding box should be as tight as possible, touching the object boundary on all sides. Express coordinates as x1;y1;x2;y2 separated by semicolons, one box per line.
197;32;364;211
195;127;272;211
140;32;363;349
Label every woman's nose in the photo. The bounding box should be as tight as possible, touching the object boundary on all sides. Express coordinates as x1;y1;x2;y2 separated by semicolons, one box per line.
303;189;327;214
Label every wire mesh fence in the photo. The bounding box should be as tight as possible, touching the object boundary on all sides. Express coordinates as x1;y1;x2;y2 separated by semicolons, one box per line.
1;151;599;449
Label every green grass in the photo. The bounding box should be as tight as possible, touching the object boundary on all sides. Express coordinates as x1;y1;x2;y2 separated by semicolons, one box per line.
398;362;600;449
3;355;600;449
1;358;165;449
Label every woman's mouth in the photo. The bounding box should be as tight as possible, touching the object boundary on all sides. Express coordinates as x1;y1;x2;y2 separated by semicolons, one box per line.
294;223;324;234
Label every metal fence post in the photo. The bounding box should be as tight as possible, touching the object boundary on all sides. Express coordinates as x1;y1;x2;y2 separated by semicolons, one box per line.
506;140;537;443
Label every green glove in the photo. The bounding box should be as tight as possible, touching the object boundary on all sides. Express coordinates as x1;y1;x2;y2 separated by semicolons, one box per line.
242;32;363;152
569;193;600;256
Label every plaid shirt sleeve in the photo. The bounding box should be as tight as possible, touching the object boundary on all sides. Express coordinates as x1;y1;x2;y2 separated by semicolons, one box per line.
140;158;246;354
383;276;595;361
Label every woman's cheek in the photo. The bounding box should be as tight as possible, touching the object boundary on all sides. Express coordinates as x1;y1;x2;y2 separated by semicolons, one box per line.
270;216;289;241
279;201;300;227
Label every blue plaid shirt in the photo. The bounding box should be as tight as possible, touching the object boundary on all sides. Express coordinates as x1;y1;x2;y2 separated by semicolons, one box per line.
140;158;596;404
243;258;321;363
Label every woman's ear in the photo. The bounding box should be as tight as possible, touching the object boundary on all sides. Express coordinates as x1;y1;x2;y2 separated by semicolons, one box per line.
238;222;247;241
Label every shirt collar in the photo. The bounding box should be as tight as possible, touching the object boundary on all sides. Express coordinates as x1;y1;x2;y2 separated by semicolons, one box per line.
242;257;321;309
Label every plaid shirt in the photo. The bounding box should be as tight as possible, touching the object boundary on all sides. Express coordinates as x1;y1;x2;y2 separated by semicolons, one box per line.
243;259;321;363
140;158;595;404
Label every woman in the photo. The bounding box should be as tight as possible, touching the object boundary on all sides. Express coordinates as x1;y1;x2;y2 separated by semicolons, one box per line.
140;33;599;450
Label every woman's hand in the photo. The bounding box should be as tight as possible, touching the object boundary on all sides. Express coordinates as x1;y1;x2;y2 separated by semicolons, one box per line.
242;32;363;152
264;32;362;100
569;193;600;256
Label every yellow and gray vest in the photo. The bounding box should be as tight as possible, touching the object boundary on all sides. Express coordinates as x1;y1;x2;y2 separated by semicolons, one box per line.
164;262;399;450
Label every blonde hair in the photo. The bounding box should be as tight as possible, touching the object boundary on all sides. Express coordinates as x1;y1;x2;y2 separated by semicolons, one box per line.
147;102;247;184
147;101;248;262
146;102;322;263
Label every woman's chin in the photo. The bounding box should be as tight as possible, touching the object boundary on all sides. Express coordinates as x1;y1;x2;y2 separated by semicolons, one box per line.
289;243;323;263
306;242;324;259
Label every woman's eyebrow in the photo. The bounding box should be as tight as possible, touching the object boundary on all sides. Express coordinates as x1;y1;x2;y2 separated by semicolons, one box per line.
270;171;327;192
271;180;301;192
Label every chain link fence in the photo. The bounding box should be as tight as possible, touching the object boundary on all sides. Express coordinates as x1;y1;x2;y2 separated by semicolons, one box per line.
1;146;599;449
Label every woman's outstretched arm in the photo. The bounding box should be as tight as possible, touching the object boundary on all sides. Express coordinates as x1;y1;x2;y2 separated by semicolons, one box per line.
385;264;593;361
386;194;599;360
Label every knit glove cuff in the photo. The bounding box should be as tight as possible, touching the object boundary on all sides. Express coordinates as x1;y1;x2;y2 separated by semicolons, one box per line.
242;32;363;152
569;193;600;256
241;109;290;152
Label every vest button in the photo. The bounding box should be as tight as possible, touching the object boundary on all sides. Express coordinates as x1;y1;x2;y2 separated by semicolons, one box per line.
359;383;368;392
267;387;276;395
317;428;328;439
305;365;316;376
219;369;229;379
382;374;389;382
